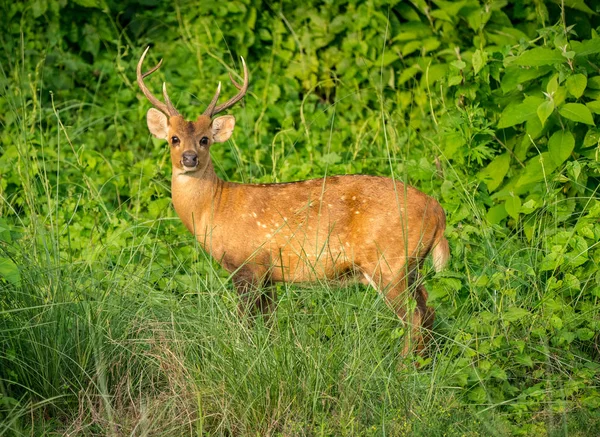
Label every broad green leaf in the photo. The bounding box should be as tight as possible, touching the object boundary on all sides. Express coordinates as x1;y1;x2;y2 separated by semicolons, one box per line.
559;103;595;125
554;0;596;15
467;386;486;403
513;48;565;67
587;101;600;114
588;76;600;89
503;307;530;322
477;153;510;191
501;66;552;94
566;74;587;98
497;96;544;128
548;130;575;166
486;204;508;225
0;257;20;285
398;66;420;85
577;328;594;341
540;251;564;271
547;75;559;94
516;152;559;187
537;100;554;126
515;354;534;367
573;38;600;57
584;128;600;146
472;49;486;75
505;196;521;220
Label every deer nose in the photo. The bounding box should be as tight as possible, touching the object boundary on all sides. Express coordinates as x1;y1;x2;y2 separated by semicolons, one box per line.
181;151;198;168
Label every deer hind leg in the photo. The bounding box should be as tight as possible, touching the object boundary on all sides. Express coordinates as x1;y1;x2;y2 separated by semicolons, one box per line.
360;262;430;356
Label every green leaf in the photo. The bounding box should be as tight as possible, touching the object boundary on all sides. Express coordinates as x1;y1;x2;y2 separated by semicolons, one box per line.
588;76;600;89
572;39;600;57
548;130;575;166
547;75;559;94
0;257;20;285
515;354;534;367
586;101;600;114
505;196;521;220
467;386;487;403
497;96;544;128
516;152;559;187
577;328;595;341
501;66;552;94
513;48;565;67
559;103;595;125
537;100;555;126
584;128;600;147
566;74;587;98
503;307;530;322
554;0;596;15
486;204;508;225
477;153;510;191
472;49;486;75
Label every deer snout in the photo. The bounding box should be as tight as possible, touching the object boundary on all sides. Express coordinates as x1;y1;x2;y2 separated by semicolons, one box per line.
181;151;198;168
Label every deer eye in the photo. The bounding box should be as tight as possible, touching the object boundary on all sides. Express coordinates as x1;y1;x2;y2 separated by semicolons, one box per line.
200;137;209;146
171;136;180;145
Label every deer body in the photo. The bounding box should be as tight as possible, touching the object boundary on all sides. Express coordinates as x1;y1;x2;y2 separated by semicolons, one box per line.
137;47;449;354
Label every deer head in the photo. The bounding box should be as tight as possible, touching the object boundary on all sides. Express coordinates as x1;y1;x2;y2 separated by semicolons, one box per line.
137;46;249;176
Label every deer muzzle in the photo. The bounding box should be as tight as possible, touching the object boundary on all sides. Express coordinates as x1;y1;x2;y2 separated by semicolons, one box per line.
181;151;198;169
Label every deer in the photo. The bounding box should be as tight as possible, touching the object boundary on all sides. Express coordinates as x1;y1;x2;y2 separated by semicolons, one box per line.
137;47;450;355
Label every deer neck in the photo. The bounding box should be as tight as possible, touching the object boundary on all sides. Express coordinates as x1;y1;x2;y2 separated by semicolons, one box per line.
171;160;224;239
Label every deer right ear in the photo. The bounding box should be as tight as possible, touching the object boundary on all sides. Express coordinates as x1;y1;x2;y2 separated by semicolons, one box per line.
147;108;168;139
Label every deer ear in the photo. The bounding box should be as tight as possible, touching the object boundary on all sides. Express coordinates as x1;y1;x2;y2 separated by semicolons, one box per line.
147;108;168;139
211;115;235;143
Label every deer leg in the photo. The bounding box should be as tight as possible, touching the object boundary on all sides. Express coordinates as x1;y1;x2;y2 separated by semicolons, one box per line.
361;263;428;356
232;268;264;318
416;283;435;352
257;283;277;319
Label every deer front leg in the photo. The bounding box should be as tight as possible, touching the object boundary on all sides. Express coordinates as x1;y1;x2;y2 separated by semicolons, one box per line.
232;266;267;318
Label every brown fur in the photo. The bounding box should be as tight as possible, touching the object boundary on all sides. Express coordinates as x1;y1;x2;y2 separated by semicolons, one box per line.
145;96;450;356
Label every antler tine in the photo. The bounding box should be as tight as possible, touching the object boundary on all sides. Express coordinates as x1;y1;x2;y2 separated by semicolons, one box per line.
162;83;181;117
228;72;243;90
137;46;180;116
210;56;249;116
203;82;222;117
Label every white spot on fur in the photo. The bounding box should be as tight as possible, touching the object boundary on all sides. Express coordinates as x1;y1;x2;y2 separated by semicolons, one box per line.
352;196;356;200
257;221;261;226
252;212;257;218
355;210;360;214
341;196;346;200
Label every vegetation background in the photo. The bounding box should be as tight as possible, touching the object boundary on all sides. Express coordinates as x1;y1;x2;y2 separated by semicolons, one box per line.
1;0;599;435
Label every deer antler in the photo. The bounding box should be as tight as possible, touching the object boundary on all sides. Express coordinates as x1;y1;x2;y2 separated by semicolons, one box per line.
203;56;249;117
137;46;180;117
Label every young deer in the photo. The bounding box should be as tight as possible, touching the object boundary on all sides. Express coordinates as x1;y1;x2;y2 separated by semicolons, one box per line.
137;47;449;354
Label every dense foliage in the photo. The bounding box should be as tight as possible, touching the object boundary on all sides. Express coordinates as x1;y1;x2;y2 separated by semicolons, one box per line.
1;0;599;434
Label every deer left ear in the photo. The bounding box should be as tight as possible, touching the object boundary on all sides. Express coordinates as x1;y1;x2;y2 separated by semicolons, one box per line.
211;115;235;143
